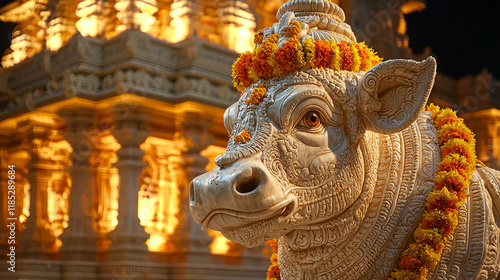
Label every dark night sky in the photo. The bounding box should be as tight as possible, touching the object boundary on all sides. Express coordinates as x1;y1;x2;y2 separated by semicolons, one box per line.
405;0;500;79
0;0;499;79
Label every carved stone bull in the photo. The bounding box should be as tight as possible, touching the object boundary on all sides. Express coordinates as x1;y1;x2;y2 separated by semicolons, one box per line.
189;0;500;279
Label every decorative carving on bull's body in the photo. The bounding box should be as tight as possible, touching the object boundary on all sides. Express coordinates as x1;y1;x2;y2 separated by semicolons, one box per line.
189;0;500;279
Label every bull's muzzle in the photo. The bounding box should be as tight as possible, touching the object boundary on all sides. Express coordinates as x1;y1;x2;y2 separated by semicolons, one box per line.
189;158;293;232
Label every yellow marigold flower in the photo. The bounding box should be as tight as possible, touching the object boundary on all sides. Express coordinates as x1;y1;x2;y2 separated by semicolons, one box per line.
330;43;342;71
350;41;361;72
426;103;441;116
283;21;302;37
254;29;265;45
412;227;445;249
426;186;464;211
434;108;461;128
234;129;251;144
434;169;468;187
302;37;316;69
421;209;459;237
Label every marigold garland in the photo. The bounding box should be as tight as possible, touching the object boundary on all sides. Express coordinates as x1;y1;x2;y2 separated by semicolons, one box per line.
232;22;382;92
266;239;280;280
390;104;477;280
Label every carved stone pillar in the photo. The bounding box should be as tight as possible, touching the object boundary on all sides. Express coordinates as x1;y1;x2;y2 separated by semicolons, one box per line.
18;124;55;258
107;104;151;261
58;107;100;260
169;111;213;262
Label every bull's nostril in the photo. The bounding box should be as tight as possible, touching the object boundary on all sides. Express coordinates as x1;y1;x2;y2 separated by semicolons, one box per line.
235;168;261;194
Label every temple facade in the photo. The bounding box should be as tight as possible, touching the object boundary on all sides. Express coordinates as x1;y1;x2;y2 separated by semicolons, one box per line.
0;0;498;279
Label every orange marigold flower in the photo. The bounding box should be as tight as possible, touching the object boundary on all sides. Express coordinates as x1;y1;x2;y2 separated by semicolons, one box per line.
246;84;267;105
338;40;353;70
267;265;281;279
314;39;332;68
440;145;472;162
234;129;251;144
275;40;299;72
253;54;274;79
232;52;254;92
283;21;302;37
399;255;425;274
438;115;461;128
438;161;469;179
266;239;279;253
438;128;471;146
434;177;467;200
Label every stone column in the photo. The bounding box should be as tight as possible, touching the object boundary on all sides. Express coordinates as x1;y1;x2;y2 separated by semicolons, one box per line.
18;123;54;258
169;111;213;263
107;104;150;261
58;107;100;260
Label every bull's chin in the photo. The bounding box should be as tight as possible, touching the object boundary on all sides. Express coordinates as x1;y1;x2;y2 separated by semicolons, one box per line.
201;197;297;247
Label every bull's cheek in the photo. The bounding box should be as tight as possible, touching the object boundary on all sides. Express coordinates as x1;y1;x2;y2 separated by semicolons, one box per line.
263;140;365;227
262;137;339;188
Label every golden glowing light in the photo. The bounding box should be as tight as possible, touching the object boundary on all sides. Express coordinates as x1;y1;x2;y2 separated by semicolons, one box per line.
19;181;30;225
219;4;256;53
208;229;231;255
91;134;120;235
115;0;158;34
76;17;105;37
146;233;166;252
139;137;182;252
168;17;189;43
75;0;106;37
200;145;226;171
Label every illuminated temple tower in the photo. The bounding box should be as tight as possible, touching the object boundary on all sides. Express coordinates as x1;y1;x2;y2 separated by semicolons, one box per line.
0;0;498;279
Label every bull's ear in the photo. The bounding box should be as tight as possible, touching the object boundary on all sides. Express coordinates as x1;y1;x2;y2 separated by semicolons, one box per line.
357;57;436;134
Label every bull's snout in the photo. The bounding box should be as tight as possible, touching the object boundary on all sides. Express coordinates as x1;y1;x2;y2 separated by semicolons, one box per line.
189;159;290;232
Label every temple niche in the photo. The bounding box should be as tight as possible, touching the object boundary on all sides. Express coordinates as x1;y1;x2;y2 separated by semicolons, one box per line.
0;0;498;279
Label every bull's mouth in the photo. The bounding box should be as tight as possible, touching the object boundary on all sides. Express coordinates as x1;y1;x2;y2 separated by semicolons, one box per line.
200;196;297;231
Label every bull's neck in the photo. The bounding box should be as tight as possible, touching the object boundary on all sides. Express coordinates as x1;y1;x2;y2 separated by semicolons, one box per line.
277;113;440;280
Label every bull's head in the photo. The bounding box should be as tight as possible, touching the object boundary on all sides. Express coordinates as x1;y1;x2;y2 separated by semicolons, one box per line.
189;0;436;249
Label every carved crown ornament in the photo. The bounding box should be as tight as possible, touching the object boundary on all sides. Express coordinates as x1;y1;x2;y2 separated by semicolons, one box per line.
190;0;500;280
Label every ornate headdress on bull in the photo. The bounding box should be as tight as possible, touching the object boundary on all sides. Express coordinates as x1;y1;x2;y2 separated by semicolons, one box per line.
190;0;500;279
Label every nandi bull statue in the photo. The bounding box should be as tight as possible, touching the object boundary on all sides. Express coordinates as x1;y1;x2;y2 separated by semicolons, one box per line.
189;0;500;279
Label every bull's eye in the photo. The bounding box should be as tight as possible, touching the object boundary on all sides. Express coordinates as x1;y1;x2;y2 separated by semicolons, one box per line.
304;111;320;127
